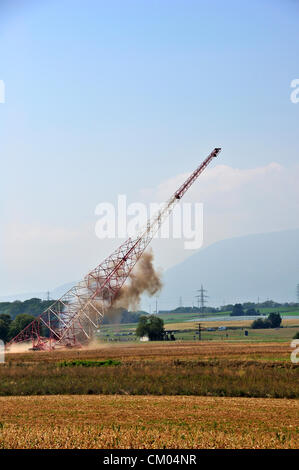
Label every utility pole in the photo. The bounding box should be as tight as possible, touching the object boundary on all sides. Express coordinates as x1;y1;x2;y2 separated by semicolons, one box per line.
196;285;208;313
297;284;299;304
179;296;183;308
197;322;202;341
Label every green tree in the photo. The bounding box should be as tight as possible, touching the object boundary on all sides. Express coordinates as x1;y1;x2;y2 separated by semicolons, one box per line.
268;312;282;328
136;316;149;338
136;315;165;341
0;314;12;342
246;307;259;316
0;298;54;321
231;304;244;316
8;314;36;340
147;316;165;340
251;312;282;330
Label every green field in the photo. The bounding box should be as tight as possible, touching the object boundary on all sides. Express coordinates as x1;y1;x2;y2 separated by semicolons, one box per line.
98;312;299;342
99;326;299;343
155;307;299;322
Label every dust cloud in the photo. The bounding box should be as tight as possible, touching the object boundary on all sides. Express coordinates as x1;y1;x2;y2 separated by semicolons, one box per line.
6;341;31;353
112;249;163;312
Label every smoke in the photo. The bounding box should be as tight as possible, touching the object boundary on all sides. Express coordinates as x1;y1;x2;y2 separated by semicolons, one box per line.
112;249;163;311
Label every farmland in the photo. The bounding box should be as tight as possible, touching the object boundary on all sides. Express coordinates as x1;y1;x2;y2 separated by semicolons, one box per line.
1;341;298;449
1;341;299;397
98;315;299;342
0;395;298;449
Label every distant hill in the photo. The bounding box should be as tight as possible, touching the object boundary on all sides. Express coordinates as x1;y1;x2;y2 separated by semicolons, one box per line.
0;298;54;321
159;229;299;307
0;282;76;303
2;229;299;308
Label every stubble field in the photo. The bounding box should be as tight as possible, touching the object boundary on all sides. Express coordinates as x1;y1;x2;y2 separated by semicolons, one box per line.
0;395;298;449
1;341;298;449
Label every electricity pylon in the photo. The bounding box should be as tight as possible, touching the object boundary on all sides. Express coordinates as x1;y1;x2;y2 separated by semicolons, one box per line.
196;284;208;313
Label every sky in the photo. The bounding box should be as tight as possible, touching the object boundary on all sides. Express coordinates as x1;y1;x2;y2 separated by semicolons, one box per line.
0;0;298;297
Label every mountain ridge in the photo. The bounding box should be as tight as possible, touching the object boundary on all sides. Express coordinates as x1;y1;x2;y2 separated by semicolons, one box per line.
158;228;299;307
1;229;298;306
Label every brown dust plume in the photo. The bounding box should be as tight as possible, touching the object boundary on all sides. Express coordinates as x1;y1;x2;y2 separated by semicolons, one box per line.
112;249;162;312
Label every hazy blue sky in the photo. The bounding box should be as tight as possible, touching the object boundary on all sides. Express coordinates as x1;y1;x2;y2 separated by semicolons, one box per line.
0;0;298;297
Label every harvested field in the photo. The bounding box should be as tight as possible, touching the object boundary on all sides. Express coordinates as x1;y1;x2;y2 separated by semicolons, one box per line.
178;318;299;329
0;395;298;449
5;340;294;364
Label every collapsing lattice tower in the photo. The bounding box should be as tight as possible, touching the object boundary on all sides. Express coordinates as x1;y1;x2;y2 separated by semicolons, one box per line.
7;148;221;350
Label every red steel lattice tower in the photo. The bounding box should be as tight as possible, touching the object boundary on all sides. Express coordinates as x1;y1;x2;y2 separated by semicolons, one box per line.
7;148;221;351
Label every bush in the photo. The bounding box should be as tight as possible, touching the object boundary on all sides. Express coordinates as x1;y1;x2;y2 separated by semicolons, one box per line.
58;359;121;367
293;331;299;340
251;313;282;329
252;318;269;329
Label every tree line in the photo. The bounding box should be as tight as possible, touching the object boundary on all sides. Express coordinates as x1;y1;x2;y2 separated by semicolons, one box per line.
0;298;53;320
0;298;146;343
0;313;36;342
